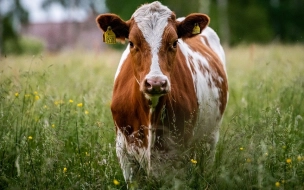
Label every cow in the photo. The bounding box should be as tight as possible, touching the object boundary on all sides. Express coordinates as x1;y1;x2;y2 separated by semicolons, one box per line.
96;1;228;188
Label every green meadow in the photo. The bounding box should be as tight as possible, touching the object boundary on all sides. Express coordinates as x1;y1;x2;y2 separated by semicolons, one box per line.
0;45;303;189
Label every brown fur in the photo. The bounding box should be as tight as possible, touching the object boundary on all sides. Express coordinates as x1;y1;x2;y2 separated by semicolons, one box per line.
184;35;228;114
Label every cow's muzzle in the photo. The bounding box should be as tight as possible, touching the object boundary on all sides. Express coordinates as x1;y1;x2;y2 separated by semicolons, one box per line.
142;76;169;96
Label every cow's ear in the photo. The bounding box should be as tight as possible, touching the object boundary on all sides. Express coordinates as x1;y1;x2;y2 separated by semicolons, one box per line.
96;14;130;42
176;13;210;38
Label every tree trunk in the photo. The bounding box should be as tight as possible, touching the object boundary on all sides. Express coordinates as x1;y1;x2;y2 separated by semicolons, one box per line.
216;0;230;45
199;0;210;15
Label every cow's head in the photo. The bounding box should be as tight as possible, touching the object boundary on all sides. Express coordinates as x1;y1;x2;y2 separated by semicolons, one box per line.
96;1;209;105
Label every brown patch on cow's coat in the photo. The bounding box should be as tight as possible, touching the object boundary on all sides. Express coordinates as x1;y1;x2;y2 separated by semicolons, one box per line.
184;35;228;114
111;52;150;149
152;46;199;151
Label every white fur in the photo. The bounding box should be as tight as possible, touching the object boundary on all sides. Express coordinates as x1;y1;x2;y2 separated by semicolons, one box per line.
147;123;154;173
116;126;134;182
132;2;171;84
114;44;130;81
177;25;226;146
116;126;150;183
201;27;226;71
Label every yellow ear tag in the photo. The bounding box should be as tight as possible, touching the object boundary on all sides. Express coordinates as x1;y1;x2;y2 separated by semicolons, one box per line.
192;23;200;34
104;26;116;44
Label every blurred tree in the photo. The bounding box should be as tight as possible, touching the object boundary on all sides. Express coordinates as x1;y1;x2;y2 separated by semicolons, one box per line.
0;0;29;55
42;0;304;45
216;0;229;45
226;0;274;45
269;0;304;43
41;0;106;15
105;0;201;20
210;0;304;45
15;0;303;52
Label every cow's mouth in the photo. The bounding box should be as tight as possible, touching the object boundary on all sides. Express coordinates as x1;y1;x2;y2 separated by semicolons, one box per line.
146;94;163;108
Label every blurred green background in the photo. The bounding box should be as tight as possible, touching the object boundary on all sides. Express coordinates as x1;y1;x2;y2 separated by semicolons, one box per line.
0;0;303;55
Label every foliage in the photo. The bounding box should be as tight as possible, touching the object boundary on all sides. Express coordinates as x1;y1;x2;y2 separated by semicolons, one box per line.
226;1;274;45
0;45;304;189
105;0;304;45
0;0;29;55
209;0;304;45
105;0;201;20
3;37;44;55
0;51;120;189
41;0;106;15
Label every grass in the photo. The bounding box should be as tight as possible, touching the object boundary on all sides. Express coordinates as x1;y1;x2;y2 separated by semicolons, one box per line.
0;45;304;189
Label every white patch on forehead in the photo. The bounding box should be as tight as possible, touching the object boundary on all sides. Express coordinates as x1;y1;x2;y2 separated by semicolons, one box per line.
132;2;172;77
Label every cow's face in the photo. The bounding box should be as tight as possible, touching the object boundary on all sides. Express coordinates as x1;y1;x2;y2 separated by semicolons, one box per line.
96;2;209;104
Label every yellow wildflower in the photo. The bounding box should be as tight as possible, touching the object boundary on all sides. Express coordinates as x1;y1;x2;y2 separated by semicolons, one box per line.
35;95;40;100
246;158;252;163
54;100;64;105
63;167;67;173
190;159;197;164
275;181;280;187
69;99;74;103
15;92;19;97
34;91;38;95
52;124;55;128
286;158;292;164
113;179;120;185
239;147;244;151
28;136;33;140
297;155;302;162
77;103;83;107
85;110;89;115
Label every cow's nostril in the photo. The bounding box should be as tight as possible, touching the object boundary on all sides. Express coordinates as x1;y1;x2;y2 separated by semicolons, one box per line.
161;81;167;88
145;80;152;89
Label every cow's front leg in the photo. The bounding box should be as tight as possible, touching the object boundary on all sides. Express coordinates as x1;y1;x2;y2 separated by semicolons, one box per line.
116;129;140;189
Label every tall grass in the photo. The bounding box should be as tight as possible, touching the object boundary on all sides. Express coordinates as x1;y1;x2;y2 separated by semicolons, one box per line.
0;45;303;189
0;51;122;189
214;45;304;189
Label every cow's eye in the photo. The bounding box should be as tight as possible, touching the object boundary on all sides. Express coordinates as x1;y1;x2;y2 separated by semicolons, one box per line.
129;41;134;48
172;40;178;49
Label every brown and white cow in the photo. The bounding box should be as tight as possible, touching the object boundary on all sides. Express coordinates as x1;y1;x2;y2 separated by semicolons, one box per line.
96;1;228;187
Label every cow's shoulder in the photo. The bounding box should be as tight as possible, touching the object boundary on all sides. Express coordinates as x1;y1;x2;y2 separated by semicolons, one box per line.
201;27;225;65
